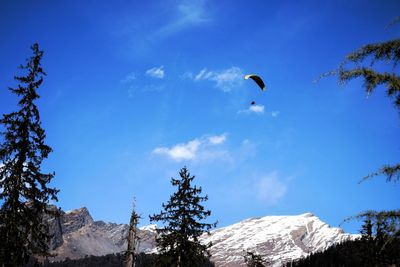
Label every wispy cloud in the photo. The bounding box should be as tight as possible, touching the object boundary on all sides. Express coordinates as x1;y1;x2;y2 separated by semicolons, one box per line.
120;72;137;84
178;0;209;23
256;172;288;205
152;133;228;162
155;0;211;37
153;139;201;161
181;71;194;80
238;104;265;114
146;66;165;79
120;67;165;97
208;134;226;145
192;67;244;92
250;105;265;114
271;111;279;117
238;105;280;117
240;138;257;158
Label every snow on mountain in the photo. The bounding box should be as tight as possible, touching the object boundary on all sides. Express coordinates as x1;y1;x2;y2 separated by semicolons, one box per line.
202;213;355;266
48;207;356;266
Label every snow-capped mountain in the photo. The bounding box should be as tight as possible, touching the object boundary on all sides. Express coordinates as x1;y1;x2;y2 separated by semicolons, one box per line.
47;207;356;266
203;213;355;266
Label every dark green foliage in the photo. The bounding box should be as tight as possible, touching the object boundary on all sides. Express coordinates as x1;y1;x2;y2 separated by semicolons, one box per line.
25;253;126;267
317;19;400;182
149;167;217;267
322;28;400;182
284;237;400;267
334;39;400;109
244;251;268;267
25;253;214;267
349;210;400;252
285;214;400;267
342;46;400;179
319;20;400;264
362;163;400;183
0;43;59;266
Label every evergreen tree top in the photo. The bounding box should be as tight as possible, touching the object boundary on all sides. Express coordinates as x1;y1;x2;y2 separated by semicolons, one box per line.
151;167;216;235
0;43;58;266
149;167;217;267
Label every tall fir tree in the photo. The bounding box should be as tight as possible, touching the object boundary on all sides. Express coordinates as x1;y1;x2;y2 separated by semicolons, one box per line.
149;167;217;267
0;43;59;266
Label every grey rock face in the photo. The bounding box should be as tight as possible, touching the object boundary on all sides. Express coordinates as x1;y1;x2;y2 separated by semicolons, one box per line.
45;205;64;250
62;207;94;234
46;207;157;262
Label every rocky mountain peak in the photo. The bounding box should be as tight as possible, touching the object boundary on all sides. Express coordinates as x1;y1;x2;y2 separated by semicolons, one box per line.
62;207;94;234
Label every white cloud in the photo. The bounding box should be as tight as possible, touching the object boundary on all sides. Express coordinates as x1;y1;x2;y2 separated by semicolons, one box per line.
249;104;265;114
256;172;287;205
194;69;212;80
152;134;228;162
155;0;211;37
271;111;279;117
208;134;226;145
238;104;265;114
120;72;136;84
193;67;244;92
153;139;201;161
238;105;280;117
146;66;165;79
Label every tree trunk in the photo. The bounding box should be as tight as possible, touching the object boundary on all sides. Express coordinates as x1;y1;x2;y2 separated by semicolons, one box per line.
125;225;136;267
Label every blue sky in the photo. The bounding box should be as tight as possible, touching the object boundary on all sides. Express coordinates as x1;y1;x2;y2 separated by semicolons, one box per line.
0;0;399;233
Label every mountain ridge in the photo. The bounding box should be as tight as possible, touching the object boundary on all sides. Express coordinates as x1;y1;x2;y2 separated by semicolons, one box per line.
47;207;357;267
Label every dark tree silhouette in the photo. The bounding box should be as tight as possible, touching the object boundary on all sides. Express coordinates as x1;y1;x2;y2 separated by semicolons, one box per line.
320;18;400;257
285;233;400;267
0;43;58;266
322;24;400;182
125;198;140;267
149;167;217;267
244;251;268;267
27;253;214;267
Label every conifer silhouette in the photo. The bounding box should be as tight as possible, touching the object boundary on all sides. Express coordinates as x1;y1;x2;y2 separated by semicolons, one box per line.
0;43;58;266
150;167;217;267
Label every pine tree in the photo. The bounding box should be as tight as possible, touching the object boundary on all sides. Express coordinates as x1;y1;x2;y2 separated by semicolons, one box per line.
0;43;59;266
317;17;400;266
341;210;400;265
125;198;140;267
321;20;400;182
149;167;217;267
244;251;268;267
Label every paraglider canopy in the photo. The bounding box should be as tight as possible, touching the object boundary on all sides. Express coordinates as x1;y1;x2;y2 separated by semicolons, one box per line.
244;74;266;91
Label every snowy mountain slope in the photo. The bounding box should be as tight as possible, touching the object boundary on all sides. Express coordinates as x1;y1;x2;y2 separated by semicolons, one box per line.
48;207;356;266
202;213;355;266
